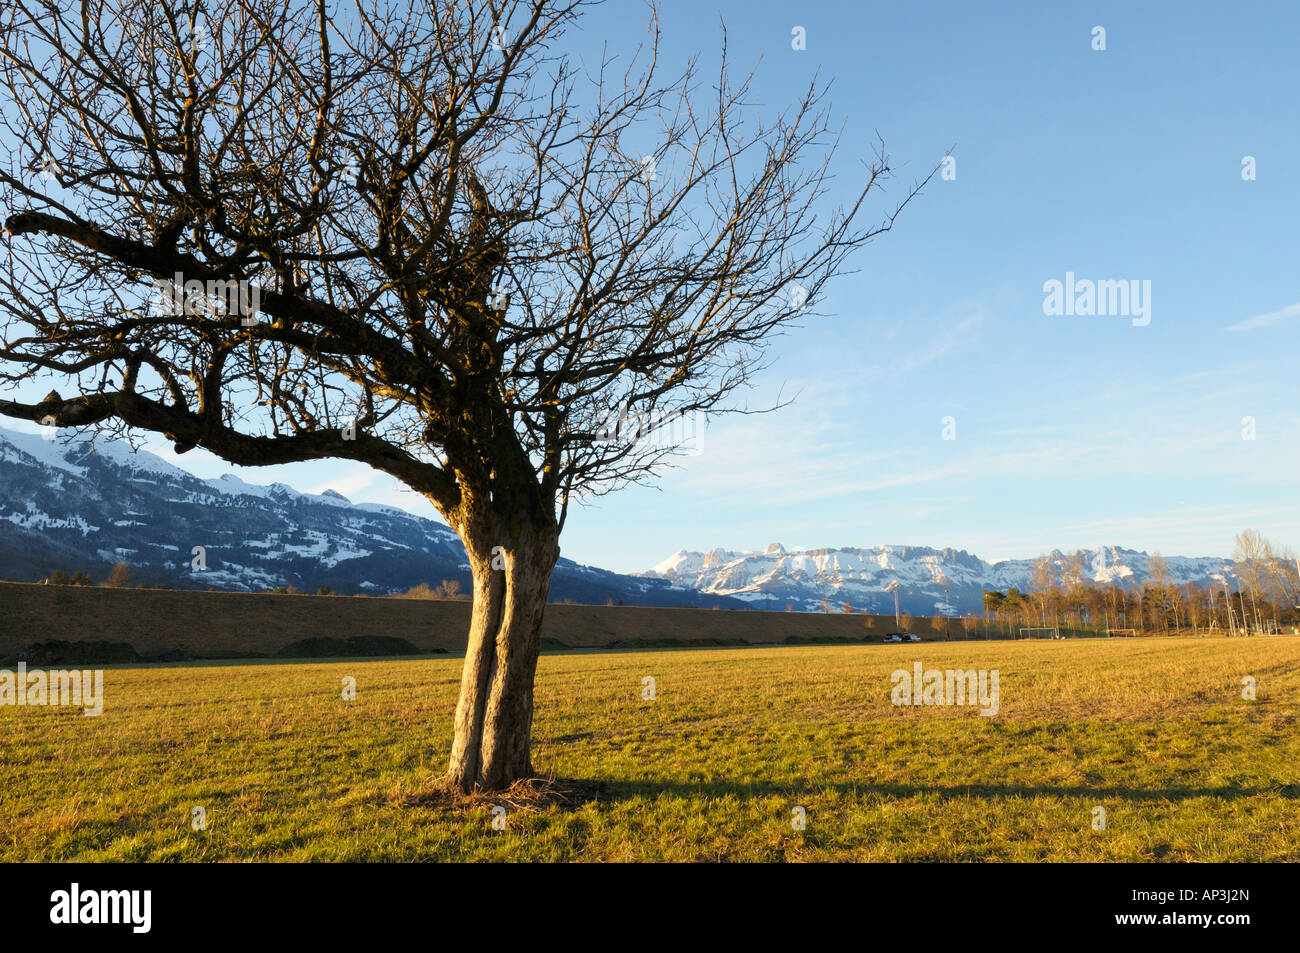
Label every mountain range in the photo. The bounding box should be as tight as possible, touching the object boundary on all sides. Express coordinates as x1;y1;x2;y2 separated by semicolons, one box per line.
0;427;744;608
644;543;1240;616
0;425;1240;614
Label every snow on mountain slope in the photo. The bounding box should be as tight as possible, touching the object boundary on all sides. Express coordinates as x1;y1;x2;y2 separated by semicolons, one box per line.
0;425;1242;614
0;426;745;608
0;428;89;477
644;543;1238;615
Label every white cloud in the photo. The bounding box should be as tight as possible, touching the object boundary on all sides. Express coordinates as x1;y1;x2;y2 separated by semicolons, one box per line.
975;503;1300;560
1224;301;1300;333
896;312;983;373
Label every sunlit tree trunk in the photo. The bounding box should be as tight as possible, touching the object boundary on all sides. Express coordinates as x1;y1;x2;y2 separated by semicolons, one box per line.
447;521;559;793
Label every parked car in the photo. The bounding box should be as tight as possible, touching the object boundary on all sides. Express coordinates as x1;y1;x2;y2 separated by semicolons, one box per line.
900;633;921;643
883;633;904;643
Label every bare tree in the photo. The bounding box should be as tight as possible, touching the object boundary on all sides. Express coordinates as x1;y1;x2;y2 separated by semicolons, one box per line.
1030;554;1056;625
1061;550;1086;591
1105;583;1124;631
1146;551;1169;631
436;579;465;600
1061;549;1087;628
1264;542;1299;618
0;0;932;791
105;562;132;588
1182;583;1204;634
1233;530;1269;634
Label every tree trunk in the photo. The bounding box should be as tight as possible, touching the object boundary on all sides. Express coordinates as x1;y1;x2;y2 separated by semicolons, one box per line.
447;522;560;792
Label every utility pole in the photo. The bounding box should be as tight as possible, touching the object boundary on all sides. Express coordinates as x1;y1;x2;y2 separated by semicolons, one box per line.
944;587;951;641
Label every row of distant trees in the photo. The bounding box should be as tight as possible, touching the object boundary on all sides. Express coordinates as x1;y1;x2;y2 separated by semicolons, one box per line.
982;531;1299;635
41;563;135;588
396;581;470;601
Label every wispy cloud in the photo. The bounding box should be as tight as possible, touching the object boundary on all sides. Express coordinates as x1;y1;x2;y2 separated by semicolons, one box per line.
1224;301;1300;333
896;312;983;373
1061;503;1300;542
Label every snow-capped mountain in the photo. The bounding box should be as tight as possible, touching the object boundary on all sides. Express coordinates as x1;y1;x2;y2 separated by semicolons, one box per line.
0;425;1244;615
644;542;1240;615
0;426;745;608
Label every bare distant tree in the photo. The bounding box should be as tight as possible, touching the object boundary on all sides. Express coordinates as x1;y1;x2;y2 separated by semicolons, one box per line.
1030;554;1057;624
105;562;132;588
1146;551;1169;630
1102;584;1123;631
399;581;465;600
1061;550;1088;627
1061;550;1087;592
0;0;932;790
1263;542;1299;614
1233;530;1270;633
1182;583;1206;634
436;579;465;600
1146;551;1169;588
1230;531;1298;632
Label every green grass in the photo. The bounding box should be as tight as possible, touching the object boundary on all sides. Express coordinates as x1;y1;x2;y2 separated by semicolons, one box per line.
2;637;1297;861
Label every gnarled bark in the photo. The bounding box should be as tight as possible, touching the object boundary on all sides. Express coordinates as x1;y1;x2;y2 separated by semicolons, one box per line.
447;522;559;792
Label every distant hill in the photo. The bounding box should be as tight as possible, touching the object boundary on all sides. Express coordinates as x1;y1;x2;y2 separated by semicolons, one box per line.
0;426;747;609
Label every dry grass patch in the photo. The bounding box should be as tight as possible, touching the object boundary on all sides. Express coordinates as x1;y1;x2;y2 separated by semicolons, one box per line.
1;637;1296;861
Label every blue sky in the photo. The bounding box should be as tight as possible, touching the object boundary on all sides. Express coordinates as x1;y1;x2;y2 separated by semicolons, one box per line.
5;1;1298;571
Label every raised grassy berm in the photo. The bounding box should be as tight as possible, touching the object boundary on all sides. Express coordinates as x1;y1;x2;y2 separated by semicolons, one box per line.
0;581;962;660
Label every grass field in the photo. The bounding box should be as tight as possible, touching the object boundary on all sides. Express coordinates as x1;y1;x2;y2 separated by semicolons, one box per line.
2;637;1297;861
